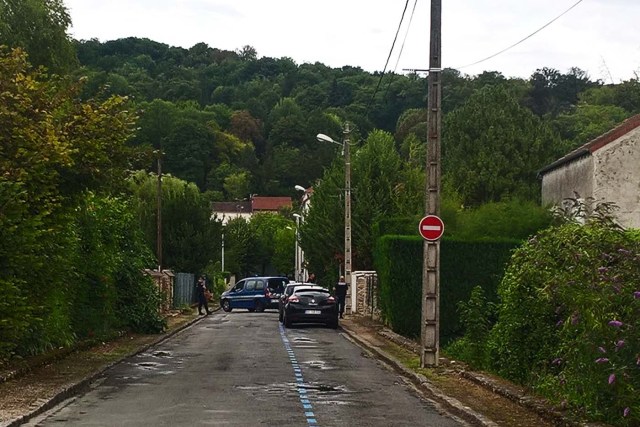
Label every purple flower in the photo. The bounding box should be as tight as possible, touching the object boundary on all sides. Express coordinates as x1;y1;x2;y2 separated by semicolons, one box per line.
598;346;607;354
624;407;630;417
552;358;562;365
556;319;564;327
571;313;580;325
634;291;640;299
608;373;616;384
595;357;609;364
598;266;608;274
615;340;625;350
608;320;623;327
636;355;640;366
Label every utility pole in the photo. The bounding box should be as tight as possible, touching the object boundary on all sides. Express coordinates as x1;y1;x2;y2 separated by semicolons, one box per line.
421;0;442;368
156;152;163;272
343;123;352;297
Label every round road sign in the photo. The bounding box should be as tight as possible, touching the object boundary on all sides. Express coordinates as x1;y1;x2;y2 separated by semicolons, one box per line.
419;215;444;241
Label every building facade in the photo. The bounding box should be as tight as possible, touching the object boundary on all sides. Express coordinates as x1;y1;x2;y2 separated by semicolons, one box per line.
539;114;640;229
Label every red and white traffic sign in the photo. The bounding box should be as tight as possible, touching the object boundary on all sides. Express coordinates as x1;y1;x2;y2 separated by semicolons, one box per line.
419;215;444;241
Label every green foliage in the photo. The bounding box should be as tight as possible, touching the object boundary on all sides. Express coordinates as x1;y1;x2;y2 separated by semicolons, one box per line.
375;236;422;337
452;199;553;240
0;0;77;73
487;222;640;425
445;286;495;369
128;171;220;273
552;103;630;148
0;48;165;361
374;235;517;342
443;85;565;206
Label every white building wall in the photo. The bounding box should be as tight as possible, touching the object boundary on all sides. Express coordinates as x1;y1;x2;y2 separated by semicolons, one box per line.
541;155;594;206
592;127;640;229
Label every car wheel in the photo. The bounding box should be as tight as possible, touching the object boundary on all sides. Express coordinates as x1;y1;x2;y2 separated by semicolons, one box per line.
247;308;255;312
279;310;283;323
328;318;339;329
254;300;265;312
221;300;232;312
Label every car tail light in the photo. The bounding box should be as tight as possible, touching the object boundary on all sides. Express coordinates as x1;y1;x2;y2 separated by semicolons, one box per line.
327;296;336;303
288;296;300;303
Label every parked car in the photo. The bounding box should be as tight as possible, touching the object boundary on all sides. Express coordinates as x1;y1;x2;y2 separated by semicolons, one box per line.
278;282;320;322
220;276;289;312
281;286;339;329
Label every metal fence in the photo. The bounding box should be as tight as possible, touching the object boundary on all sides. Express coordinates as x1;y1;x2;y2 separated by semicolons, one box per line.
173;272;195;308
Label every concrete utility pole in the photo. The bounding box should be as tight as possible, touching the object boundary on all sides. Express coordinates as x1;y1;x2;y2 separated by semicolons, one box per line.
343;123;352;296
421;0;442;368
156;152;163;272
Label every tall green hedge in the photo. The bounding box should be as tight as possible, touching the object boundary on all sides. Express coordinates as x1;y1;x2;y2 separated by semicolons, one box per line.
374;235;519;343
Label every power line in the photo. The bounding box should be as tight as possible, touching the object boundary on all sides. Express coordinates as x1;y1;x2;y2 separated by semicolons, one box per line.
367;0;411;109
455;0;584;70
384;0;419;98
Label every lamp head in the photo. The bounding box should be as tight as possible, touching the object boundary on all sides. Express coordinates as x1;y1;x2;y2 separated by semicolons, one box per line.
317;133;338;145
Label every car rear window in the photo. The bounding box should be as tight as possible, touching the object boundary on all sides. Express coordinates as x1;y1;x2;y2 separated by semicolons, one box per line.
268;278;287;293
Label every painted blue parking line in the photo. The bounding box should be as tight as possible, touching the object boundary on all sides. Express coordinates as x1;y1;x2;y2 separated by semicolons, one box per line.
279;323;320;427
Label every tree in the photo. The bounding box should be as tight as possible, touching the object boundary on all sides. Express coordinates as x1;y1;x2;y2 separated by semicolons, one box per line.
0;0;77;73
443;85;565;206
128;171;220;273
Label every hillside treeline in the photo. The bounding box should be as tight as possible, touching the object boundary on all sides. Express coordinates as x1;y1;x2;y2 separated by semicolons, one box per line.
71;37;640;205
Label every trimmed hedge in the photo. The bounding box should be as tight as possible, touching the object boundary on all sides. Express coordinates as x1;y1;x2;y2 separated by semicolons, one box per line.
375;235;519;343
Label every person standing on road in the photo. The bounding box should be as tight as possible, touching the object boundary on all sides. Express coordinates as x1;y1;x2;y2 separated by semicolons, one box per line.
335;276;348;319
196;276;212;315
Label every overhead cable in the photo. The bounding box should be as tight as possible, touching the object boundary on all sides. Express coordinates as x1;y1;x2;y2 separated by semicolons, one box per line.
367;0;410;110
455;0;584;70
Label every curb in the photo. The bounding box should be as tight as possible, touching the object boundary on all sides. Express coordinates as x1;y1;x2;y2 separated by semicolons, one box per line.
339;323;497;427
3;313;208;427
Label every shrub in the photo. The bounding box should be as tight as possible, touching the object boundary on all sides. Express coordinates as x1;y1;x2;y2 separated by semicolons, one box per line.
487;221;640;425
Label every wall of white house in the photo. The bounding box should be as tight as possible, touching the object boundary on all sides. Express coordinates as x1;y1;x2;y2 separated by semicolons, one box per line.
592;127;640;229
541;155;594;206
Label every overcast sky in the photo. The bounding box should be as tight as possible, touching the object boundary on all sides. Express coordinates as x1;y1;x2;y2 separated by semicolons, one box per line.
65;0;640;83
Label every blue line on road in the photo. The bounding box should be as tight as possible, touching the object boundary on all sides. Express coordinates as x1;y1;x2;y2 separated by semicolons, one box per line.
279;323;319;427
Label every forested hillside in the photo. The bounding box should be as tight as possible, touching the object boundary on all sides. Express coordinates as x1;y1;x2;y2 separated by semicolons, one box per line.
72;37;640;204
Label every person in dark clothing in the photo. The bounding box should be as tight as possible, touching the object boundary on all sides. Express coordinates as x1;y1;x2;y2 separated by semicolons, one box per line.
196;276;212;315
335;276;348;319
308;273;316;283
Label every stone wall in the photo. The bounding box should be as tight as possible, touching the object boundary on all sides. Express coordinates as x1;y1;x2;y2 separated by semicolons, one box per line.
144;269;174;312
352;272;381;321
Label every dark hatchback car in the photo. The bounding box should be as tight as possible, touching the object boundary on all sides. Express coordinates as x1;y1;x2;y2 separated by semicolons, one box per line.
220;276;288;312
281;286;339;329
278;283;320;322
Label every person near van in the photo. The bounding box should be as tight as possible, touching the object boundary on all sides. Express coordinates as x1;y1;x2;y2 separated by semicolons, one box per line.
308;273;316;283
335;276;348;318
196;276;212;315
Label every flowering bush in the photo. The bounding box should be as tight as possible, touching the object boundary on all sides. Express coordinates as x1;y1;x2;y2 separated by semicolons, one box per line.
487;221;640;425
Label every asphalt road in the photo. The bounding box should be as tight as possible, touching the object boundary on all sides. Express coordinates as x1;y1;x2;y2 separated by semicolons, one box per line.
26;310;464;426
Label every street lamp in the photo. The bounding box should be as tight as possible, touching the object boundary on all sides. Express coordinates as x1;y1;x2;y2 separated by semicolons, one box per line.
293;213;302;282
294;185;309;281
316;124;352;295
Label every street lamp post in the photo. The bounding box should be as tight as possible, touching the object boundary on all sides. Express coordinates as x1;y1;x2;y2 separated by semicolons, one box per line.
317;124;352;295
293;213;303;281
294;185;308;281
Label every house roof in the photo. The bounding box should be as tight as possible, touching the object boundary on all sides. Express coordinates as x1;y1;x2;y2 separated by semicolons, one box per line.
538;113;640;177
252;196;292;211
211;201;252;213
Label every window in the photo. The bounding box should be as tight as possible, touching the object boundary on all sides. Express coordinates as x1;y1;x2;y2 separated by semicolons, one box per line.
245;280;256;291
255;280;265;290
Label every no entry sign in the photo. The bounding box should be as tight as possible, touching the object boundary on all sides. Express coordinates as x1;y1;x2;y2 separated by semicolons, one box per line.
419;215;444;241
